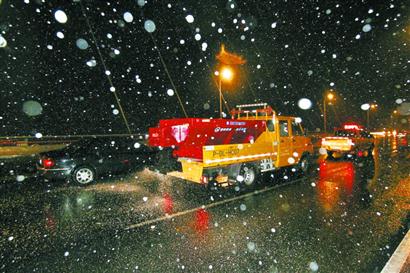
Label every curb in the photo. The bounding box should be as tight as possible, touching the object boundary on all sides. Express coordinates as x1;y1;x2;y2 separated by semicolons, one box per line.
381;229;410;273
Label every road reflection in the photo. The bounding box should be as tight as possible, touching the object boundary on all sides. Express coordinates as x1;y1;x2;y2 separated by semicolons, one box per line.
162;192;210;235
195;208;210;234
317;161;355;213
43;204;57;235
316;156;377;213
390;135;398;153
163;192;174;215
41;191;97;235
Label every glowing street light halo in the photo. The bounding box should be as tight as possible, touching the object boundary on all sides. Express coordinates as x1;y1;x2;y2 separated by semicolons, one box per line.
220;66;233;82
327;93;334;100
215;45;245;118
216;66;235;118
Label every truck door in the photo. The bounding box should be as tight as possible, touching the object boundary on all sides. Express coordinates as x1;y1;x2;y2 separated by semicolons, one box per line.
291;120;306;161
278;119;292;167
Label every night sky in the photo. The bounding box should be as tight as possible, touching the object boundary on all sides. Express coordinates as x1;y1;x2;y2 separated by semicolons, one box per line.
0;0;408;136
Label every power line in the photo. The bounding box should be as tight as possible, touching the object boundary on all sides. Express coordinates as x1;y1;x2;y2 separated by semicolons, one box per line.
79;1;132;134
148;34;188;118
174;1;233;115
0;133;145;140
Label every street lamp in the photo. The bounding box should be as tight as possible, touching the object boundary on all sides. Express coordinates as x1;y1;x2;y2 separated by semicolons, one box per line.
323;91;335;133
217;66;234;118
391;110;398;129
367;103;378;129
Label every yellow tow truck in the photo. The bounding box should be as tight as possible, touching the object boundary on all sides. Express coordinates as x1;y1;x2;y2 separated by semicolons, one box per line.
149;103;314;188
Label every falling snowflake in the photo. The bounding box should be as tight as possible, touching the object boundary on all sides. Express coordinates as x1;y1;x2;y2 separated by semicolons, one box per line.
167;89;174;96
362;24;372;32
309;261;319;272
0;35;7;47
144;20;156;33
86;59;97;67
123;12;133;23
76;38;89;50
54;10;68;24
185;15;194;23
298;98;312;110
56;32;64;39
16;175;25;182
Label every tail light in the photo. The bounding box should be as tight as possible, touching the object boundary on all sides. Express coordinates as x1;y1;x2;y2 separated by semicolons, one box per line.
357;151;363;157
200;175;209;184
43;158;55;168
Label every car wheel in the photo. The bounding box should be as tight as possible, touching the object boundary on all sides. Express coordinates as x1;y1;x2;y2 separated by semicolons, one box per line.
239;163;258;187
207;180;219;191
327;150;334;160
298;155;310;174
72;166;95;185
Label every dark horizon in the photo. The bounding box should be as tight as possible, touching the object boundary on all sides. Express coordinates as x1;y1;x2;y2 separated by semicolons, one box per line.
0;0;408;136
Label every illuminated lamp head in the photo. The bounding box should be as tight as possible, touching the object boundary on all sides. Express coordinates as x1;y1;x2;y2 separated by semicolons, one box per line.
220;66;233;82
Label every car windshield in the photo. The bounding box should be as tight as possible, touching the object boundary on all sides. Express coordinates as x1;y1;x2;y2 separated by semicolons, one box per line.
0;1;409;273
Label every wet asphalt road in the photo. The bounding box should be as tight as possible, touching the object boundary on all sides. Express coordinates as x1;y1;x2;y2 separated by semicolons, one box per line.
0;140;409;273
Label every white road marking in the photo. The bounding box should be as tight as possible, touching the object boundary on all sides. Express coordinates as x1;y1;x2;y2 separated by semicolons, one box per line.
380;230;410;273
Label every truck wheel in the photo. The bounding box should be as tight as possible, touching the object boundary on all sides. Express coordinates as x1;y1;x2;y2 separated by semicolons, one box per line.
239;163;258;187
207;180;219;192
298;155;310;174
72;166;96;186
366;146;374;158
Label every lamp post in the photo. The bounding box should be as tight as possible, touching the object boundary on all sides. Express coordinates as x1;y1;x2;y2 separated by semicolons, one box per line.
366;103;378;129
323;91;335;133
390;110;398;129
217;66;233;118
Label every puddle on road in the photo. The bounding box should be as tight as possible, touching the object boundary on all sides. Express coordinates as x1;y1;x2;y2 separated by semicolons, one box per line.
85;182;142;193
82;170;175;198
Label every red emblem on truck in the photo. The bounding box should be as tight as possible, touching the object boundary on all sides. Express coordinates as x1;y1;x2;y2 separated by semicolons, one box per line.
171;124;189;143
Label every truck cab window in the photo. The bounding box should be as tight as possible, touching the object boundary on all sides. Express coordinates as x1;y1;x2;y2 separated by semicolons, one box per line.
292;121;304;136
279;120;289;137
267;120;275;132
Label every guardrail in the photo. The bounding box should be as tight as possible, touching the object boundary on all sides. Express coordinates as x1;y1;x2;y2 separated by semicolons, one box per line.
0;134;148;158
0;133;147;140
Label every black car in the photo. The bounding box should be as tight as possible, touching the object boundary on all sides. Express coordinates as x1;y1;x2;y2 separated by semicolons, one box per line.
37;137;155;185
